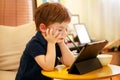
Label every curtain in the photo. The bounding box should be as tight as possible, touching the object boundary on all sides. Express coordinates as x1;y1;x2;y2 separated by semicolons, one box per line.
87;0;120;42
0;0;33;26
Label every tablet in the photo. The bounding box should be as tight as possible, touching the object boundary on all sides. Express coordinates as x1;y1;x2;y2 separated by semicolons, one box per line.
68;40;108;74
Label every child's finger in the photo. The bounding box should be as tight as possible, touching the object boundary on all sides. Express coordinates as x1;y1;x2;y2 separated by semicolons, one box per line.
49;28;53;35
56;33;62;39
46;28;49;35
54;30;59;38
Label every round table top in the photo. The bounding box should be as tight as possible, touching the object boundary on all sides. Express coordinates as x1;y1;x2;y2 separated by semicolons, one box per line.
41;64;120;80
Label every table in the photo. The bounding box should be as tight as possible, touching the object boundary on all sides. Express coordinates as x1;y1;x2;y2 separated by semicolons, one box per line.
41;64;120;80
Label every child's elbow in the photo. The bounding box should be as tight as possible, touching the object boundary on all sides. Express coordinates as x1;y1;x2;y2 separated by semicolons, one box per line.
64;61;73;67
43;66;54;71
65;63;71;67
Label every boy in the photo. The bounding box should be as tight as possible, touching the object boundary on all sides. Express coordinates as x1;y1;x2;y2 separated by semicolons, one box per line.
15;2;75;80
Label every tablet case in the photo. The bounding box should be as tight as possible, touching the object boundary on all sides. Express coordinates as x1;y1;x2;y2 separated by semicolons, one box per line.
68;40;108;74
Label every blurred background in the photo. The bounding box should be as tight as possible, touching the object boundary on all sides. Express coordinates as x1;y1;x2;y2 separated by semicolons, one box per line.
0;0;120;42
0;1;120;80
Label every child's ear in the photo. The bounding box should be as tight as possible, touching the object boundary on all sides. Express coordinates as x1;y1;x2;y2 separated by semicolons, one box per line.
39;23;47;33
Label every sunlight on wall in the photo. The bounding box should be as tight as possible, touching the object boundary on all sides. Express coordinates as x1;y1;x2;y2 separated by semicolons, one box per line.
37;0;65;7
37;0;42;7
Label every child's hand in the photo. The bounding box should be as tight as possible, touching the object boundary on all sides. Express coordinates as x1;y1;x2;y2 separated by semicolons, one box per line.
57;29;68;44
44;28;60;44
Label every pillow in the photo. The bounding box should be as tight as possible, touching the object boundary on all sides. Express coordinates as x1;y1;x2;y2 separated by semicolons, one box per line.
0;21;36;70
0;52;21;70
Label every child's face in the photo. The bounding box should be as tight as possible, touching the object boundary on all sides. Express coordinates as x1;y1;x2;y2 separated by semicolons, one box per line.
48;22;69;42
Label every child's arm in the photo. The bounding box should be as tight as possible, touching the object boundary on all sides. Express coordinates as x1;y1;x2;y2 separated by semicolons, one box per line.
58;42;75;67
35;28;59;71
35;43;56;71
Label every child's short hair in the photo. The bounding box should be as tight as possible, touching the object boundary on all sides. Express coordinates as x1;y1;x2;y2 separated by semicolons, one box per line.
34;2;71;31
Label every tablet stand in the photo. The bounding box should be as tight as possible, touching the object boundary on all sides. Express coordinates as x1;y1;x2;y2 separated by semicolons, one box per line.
70;58;102;74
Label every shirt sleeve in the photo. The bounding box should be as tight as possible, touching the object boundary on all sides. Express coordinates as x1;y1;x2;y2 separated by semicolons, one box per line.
26;41;46;58
26;40;62;58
